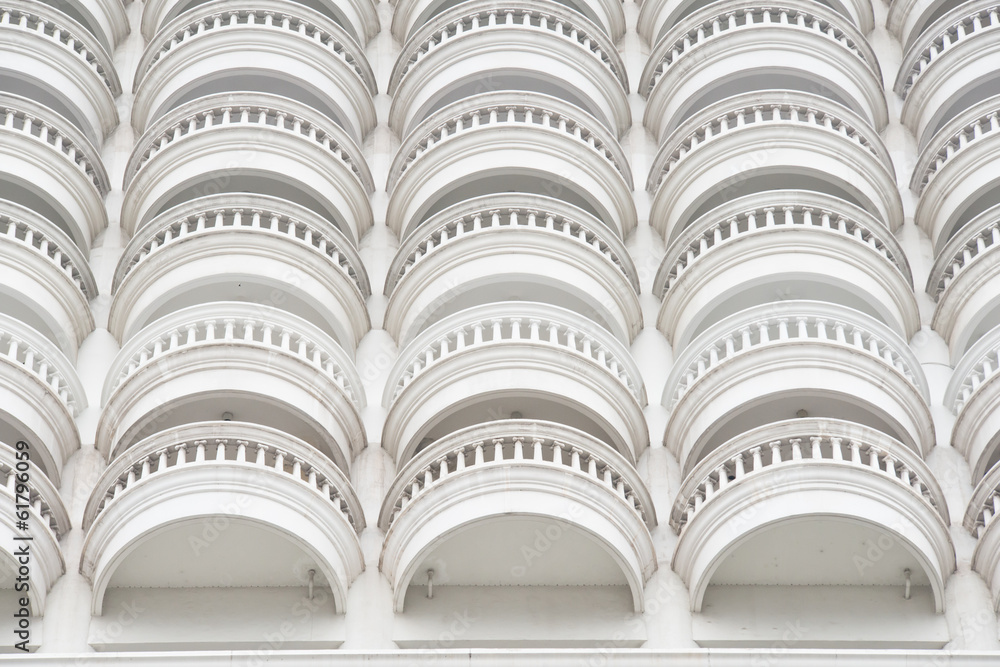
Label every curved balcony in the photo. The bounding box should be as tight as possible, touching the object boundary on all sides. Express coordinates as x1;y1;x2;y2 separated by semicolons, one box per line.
384;194;640;347
928;202;1000;363
888;0;966;51
653;191;917;352
387;92;635;243
0;441;70;615
121;93;374;243
0;314;87;486
640;0;887;144
943;326;1000;481
0;1;120;146
662;301;933;476
646;91;901;246
132;0;376;142
38;0;129;53
81;422;365;616
912;96;1000;257
897;0;1000;149
672;419;953;616
639;0;875;49
378;420;656;612
0;95;110;253
141;0;379;45
388;0;628;139
965;462;1000;610
382;302;647;467
97;303;365;471
0;199;97;359
391;0;625;43
109;194;369;352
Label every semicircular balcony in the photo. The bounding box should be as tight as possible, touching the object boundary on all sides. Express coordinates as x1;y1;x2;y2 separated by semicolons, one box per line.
381;302;647;468
387;92;634;243
38;0;129;54
662;301;933;477
0;199;97;360
942;326;1000;482
384;193;640;348
912;95;1000;259
378;419;656;615
653;190;917;352
928;202;1000;363
121;92;374;244
391;0;625;44
0;95;110;254
80;422;365;628
140;0;379;46
97;303;366;472
646;91;901;247
640;0;886;144
109;194;369;353
0;314;87;487
896;0;1000;150
0;1;120;147
132;0;376;143
0;441;70;617
888;0;966;52
671;419;953;628
388;0;629;140
965;463;1000;610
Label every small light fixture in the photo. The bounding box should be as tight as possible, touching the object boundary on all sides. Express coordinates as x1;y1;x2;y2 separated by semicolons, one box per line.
222;412;233;421
796;409;808;418
904;568;911;600
510;411;522;419
308;569;315;600
426;569;434;599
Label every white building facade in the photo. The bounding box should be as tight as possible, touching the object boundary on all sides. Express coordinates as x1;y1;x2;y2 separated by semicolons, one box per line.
3;0;1000;662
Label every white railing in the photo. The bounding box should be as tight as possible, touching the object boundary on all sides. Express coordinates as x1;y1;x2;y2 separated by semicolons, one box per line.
642;0;877;98
138;0;374;93
0;313;86;417
385;194;637;296
896;0;1000;97
84;422;364;532
385;302;645;405
653;191;909;297
0;199;97;299
647;93;887;191
912;101;1000;194
125;93;372;193
380;420;653;530
0;104;109;196
944;326;1000;414
965;459;1000;537
102;302;363;409
113;194;369;297
0;1;120;95
662;301;929;410
927;202;1000;299
0;442;69;540
671;419;946;532
390;0;626;93
391;92;631;190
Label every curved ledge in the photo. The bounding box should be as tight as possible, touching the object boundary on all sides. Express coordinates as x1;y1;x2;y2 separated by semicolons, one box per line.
663;300;933;470
382;301;647;467
141;0;379;45
897;0;1000;146
81;421;365;616
109;194;370;351
48;0;130;52
0;97;110;253
646;91;901;245
133;0;376;141
388;0;629;139
672;418;954;613
913;96;1000;254
888;0;960;51
0;198;96;357
653;190;918;350
384;193;641;347
966;461;1000;609
0;1;121;144
640;0;886;141
944;326;1000;481
391;0;626;43
98;302;365;470
122;92;373;242
378;420;656;612
387;91;635;241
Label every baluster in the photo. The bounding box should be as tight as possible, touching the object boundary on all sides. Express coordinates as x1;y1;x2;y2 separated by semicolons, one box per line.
769;440;782;464
810;436;823;459
492;438;504;463
750;446;763;471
